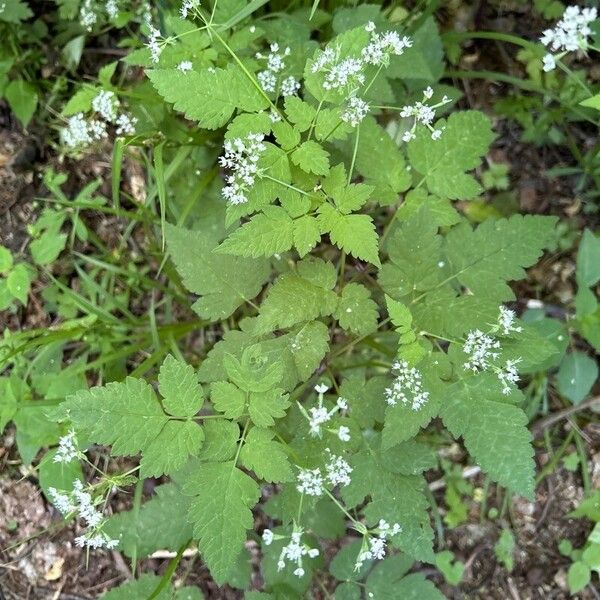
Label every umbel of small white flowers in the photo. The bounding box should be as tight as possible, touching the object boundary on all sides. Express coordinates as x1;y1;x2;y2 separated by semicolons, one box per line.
354;519;402;571
256;42;301;98
297;383;351;441
54;429;81;464
463;305;524;395
296;452;353;496
62;90;137;149
540;5;598;72
399;86;452;142
219;133;267;205
180;0;201;20
384;360;429;411
79;0;120;30
48;480;119;550
262;525;320;578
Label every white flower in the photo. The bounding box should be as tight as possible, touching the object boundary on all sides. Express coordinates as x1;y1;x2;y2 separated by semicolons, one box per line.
48;487;75;515
337;426;351;442
262;529;274;545
354;519;402;570
62;114;92;148
54;430;79;464
268;109;281;123
281;76;300;97
277;528;319;577
296;468;324;496
75;533;119;550
92;90;119;123
323;57;365;91
400;88;451;141
384;360;429;410
180;0;200;19
80;0;97;30
341;96;369;127
542;53;556;71
314;383;329;394
146;24;163;63
177;60;193;72
325;452;352;487
258;70;277;93
336;397;348;410
301;387;349;437
106;0;118;19
88;119;108;141
362;30;412;66
463;329;501;372
498;306;523;335
219;133;266;205
365;21;376;32
115;113;137;136
497;359;521;395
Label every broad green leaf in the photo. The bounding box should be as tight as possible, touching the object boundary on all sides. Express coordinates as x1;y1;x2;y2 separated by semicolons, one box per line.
293;215;321;257
59;376;204;477
147;65;269;129
576;229;600;287
5;79;38;127
567;561;591;594
248;388;290;428
210;381;246;419
105;482;193;558
318;203;380;266
197;420;239;462
0;0;33;23
444;214;557;301
439;378;534;498
291;140;330;175
396;189;460;227
323;164;374;214
158;354;204;417
165;223;269;321
239;427;293;482
0;245;13;272
556;351;598;405
101;574;170;600
184;461;260;583
367;572;445;600
334;283;378;335
223;347;284;393
284;96;316;131
407;111;494;199
30;232;68;266
217;206;294;258
6;263;32;305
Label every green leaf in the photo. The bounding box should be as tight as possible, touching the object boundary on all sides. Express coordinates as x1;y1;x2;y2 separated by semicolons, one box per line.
576;229;600;287
567;561;591;594
257;258;338;331
184;461;260;583
291;140;330;175
284;96;316;131
293;215;322;257
165;223;269;321
147;65;269;129
556;351;598;405
580;94;600;110
440;378;535;498
240;427;293;482
318;203;380;266
210;381;246;419
197;420;239;462
158;354;204;417
334;283;378;335
407;111;494;199
248;388;290;428
0;245;13;273
6;263;32;305
105;482;193;558
444;214;557;301
60;376;204;477
323;164;373;214
494;529;515;572
101;574;170;600
0;0;33;23
367;572;445;600
5;79;37;127
217;206;294;258
30;232;67;266
396;189;461;227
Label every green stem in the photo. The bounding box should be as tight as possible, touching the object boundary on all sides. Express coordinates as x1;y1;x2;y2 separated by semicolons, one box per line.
148;541;190;600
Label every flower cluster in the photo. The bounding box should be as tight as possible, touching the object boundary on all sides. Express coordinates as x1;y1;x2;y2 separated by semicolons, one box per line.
311;22;411;98
62;90;137;149
296;451;353;496
256;43;300;97
218;133;266;205
180;0;201;19
177;60;193;73
299;383;350;441
384;360;429;410
54;430;80;464
463;306;525;395
79;0;120;30
341;96;370;127
354;519;402;570
264;527;319;578
48;480;119;550
145;14;164;64
540;5;597;71
497;306;523;336
399;86;451;141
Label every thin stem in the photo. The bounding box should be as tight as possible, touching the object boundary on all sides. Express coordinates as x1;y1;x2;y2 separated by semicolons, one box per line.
325;490;360;527
347;124;361;185
262;174;312;196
